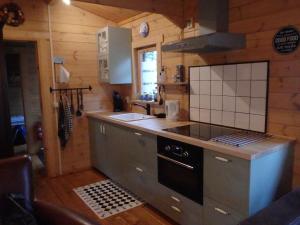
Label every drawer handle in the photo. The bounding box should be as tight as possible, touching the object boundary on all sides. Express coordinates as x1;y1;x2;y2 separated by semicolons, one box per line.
171;196;181;203
214;207;230;216
171;206;182;213
135;167;143;173
134;132;142;136
215;156;230;163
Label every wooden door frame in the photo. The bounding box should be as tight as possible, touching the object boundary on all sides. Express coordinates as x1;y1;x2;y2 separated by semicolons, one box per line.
0;24;14;157
3;33;60;177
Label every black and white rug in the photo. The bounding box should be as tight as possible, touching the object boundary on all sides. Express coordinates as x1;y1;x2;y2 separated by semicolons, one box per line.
74;180;143;219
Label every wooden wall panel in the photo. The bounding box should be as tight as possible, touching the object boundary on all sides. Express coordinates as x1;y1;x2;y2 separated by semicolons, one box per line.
120;0;300;187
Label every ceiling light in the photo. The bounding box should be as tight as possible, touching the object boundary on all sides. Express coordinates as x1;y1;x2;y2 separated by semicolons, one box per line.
62;0;71;5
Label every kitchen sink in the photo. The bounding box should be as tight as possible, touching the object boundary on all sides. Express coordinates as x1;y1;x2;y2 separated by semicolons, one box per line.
109;113;155;122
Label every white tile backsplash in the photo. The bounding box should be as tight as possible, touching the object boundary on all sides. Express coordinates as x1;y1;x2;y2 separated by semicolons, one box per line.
237;63;251;80
222;111;235;127
236;97;250;113
190;95;200;108
200;95;211;109
199;81;211;95
199;109;211;123
200;66;211;80
211;81;222;95
252;62;268;80
237;81;251;97
235;113;250;129
250;98;266;115
223;81;237;96
189;62;268;132
211;65;223;81
211;110;222;124
190;67;200;81
250;114;265;132
223;96;236;112
251;81;267;98
211;96;222;110
190;81;200;95
190;108;200;121
224;65;237;80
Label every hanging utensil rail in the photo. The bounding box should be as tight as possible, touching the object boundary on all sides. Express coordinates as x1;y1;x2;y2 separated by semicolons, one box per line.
49;86;92;93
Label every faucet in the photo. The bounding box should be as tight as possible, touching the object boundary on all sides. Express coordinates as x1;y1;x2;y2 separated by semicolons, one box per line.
133;103;151;115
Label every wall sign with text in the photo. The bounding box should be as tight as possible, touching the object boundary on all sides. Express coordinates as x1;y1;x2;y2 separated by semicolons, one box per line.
273;26;300;54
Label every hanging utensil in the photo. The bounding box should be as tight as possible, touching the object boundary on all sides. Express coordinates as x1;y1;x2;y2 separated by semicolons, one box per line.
76;89;82;117
70;90;74;114
79;89;84;110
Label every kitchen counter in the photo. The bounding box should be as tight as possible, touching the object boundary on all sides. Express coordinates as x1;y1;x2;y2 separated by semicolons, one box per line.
87;112;295;160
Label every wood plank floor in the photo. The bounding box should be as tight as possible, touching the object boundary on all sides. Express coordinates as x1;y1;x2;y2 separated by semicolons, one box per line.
35;169;177;225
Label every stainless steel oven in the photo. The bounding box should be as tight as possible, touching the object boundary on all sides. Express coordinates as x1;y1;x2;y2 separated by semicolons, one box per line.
157;136;203;204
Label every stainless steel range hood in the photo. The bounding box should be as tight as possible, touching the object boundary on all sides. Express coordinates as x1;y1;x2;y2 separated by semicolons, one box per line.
161;0;246;53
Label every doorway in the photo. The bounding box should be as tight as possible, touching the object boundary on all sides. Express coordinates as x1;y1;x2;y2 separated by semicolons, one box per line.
3;41;45;170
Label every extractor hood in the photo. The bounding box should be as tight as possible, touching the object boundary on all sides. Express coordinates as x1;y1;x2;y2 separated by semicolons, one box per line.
161;0;246;53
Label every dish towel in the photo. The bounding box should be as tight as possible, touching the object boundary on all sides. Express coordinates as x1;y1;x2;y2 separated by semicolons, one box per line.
58;95;73;148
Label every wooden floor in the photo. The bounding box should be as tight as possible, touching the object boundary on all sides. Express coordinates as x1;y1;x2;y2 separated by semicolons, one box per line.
35;169;176;225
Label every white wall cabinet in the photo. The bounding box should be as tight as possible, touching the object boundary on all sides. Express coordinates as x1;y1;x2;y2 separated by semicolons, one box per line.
97;26;132;84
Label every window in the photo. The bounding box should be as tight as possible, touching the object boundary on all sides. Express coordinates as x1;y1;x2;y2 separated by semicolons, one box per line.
137;47;157;96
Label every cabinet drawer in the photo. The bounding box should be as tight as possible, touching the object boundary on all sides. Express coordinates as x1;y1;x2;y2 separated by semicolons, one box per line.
125;129;157;172
204;150;250;214
204;198;244;225
150;184;203;225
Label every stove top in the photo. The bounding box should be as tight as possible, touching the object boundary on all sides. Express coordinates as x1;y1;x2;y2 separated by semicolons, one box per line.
163;123;242;141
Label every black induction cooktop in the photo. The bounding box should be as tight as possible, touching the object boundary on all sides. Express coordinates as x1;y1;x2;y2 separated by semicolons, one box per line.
163;123;242;141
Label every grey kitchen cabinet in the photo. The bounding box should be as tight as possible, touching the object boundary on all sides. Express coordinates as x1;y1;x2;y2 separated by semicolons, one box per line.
88;118;109;175
97;26;132;84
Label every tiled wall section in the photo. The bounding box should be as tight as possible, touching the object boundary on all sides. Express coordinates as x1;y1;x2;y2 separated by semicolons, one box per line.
189;62;268;132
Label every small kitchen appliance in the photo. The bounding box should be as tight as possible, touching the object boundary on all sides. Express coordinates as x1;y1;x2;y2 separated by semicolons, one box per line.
165;100;180;121
112;91;123;112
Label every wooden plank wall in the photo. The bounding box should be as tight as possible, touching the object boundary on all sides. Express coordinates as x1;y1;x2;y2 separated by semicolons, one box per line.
120;0;300;187
1;0;121;175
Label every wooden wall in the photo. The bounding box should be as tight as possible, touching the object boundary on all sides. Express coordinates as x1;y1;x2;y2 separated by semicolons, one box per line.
120;0;300;187
1;0;121;175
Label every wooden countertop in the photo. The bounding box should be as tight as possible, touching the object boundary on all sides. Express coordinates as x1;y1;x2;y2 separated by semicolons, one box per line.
87;112;295;160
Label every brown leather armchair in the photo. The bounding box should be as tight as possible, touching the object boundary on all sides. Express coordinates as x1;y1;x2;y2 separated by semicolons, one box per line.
0;155;100;225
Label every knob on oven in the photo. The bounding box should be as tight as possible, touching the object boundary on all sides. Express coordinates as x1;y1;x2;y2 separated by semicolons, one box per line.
182;151;189;158
165;145;171;152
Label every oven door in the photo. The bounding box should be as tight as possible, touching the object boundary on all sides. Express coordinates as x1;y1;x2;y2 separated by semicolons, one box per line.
157;154;203;204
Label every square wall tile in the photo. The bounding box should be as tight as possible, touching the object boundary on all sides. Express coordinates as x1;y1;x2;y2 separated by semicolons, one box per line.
200;81;211;95
211;96;222;110
235;113;250;129
236;97;250;113
211;65;223;81
251;81;267;98
250;98;266;115
222;111;235;127
200;109;211;123
200;66;211;80
190;108;200;121
190;81;200;95
190;95;200;108
190;67;200;81
223;81;237;96
200;95;211;109
211;110;222;125
211;81;222;95
224;65;237;80
223;96;236;112
250;114;266;132
252;62;268;80
237;81;251;97
237;63;251;80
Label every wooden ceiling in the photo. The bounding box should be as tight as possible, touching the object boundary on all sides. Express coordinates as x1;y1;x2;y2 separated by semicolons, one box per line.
73;1;142;23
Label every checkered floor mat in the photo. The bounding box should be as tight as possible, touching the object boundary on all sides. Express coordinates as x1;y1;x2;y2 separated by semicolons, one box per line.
74;180;143;219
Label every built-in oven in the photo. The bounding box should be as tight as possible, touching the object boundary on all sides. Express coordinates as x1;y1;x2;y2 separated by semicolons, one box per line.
157;136;203;205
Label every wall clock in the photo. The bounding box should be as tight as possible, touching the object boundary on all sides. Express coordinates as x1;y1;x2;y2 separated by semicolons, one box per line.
139;22;149;38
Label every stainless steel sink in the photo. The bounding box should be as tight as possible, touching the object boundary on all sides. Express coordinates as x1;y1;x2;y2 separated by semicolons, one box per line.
109;113;155;122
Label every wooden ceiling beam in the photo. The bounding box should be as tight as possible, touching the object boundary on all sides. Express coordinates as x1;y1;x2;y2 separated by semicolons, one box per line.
73;0;185;28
